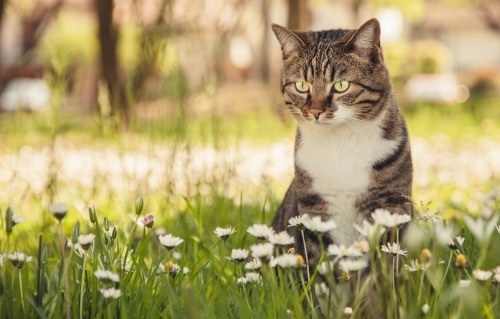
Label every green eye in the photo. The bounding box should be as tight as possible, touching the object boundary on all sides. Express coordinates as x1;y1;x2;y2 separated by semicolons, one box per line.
295;82;310;93
333;81;350;93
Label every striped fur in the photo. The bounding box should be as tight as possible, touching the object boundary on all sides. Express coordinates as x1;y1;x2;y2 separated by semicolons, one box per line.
271;19;413;265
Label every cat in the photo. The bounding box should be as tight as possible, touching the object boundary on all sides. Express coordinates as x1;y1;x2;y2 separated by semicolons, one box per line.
270;18;412;271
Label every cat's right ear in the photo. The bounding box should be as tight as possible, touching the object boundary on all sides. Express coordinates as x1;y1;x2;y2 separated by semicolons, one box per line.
271;24;306;59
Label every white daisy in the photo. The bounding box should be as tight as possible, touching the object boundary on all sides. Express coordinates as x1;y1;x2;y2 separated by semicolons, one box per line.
165;262;181;275
459;279;471;288
463;215;499;246
48;203;67;221
214;227;236;241
183;267;190;275
472;269;493;281
156;263;166;275
268;231;294;246
353;240;370;253
8;252;33;269
245;272;262;284
303;216;337;233
493;266;500;275
422;304;429;314
344;307;353;315
172;252;182;260
339;259;368;272
353;220;386;240
244;258;262;270
270;254;304;268
227;249;249;263
493;274;500;283
327;244;362;258
250;243;274;262
247;224;274;240
317;261;334;275
381;242;408;257
158;234;184;250
288;214;310;230
448;236;465;250
94;270;120;283
78;234;95;251
0;254;4;267
404;259;428;272
236;277;248;285
371;209;411;228
314;282;329;297
100;288;122;299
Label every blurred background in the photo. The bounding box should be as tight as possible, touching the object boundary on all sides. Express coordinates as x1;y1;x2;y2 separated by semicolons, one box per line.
0;0;499;235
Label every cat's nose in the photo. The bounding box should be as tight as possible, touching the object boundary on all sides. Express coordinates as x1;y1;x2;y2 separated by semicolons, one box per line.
310;109;323;119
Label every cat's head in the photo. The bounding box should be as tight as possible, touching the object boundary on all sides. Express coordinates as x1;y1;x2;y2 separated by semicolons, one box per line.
272;19;391;127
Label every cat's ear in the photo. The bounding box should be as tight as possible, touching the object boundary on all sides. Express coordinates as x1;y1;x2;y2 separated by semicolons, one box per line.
344;18;381;62
271;24;306;59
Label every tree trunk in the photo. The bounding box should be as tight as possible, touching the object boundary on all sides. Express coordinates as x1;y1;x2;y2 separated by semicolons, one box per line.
261;0;270;83
95;0;130;130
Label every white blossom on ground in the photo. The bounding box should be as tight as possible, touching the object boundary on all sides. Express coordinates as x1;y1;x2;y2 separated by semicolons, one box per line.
339;259;368;272
250;243;274;262
227;249;249;263
448;236;465;250
344;307;353;315
214;227;236;241
472;269;493;281
94;270;120;283
404;259;429;272
459;279;471;288
158;234;184;250
463;215;499;246
8;252;33;269
353;240;369;253
353;220;386;241
327;244;362;258
183;267;190;275
303;216;337;233
422;304;429;314
314;282;329;297
48;203;67;220
288;214;310;230
244;272;262;284
270;254;304;268
317;261;334;275
268;231;294;246
381;242;408;257
371;209;411;228
100;288;122;299
247;224;274;240
244;258;262;270
78;234;96;251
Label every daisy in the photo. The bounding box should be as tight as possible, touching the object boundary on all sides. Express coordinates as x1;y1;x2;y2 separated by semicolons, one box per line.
244;258;262;270
448;236;465;250
270;254;304;268
250;243;274;262
314;282;329;297
0;254;4;267
172;252;182;260
247;224;274;240
339;259;368;272
158;234;184;250
94;270;120;284
268;231;294;246
404;259;428;272
8;252;33;269
472;269;493;281
214;227;236;241
100;288;122;299
48;203;67;221
344;307;353;315
141;214;154;229
156;263;166;275
371;209;411;228
381;242;408;257
236;277;248;285
78;234;95;251
317;261;334;275
327;244;362;258
459;279;471;288
493;274;500;283
493;266;500;274
183;267;190;275
227;249;249;263
422;304;429;314
288;214;310;231
245;272;262;284
463;215;499;247
303;216;337;233
353;240;369;253
353;220;386;240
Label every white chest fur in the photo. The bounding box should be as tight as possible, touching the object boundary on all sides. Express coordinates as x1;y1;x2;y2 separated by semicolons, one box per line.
296;116;399;245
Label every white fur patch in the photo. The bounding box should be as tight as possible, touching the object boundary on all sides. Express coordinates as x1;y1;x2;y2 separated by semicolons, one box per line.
296;108;398;246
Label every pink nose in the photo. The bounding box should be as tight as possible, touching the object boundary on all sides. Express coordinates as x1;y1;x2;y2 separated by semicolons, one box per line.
310;109;323;119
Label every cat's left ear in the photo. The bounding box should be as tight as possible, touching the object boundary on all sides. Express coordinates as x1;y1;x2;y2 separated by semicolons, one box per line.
271;24;307;59
344;18;382;62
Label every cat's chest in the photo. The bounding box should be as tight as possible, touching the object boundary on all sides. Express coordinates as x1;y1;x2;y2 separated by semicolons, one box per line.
295;122;399;244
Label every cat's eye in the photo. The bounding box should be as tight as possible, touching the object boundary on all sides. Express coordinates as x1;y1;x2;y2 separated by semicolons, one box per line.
295;82;310;93
333;81;350;93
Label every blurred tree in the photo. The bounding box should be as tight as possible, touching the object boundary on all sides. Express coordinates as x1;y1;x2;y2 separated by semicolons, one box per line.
95;0;130;130
287;0;311;30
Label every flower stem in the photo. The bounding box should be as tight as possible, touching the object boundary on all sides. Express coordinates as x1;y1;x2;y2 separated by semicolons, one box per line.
417;269;426;304
19;269;25;311
300;230;310;283
80;253;86;319
59;221;71;319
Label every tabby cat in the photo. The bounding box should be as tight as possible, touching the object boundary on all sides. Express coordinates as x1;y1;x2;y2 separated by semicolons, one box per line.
271;19;412;265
